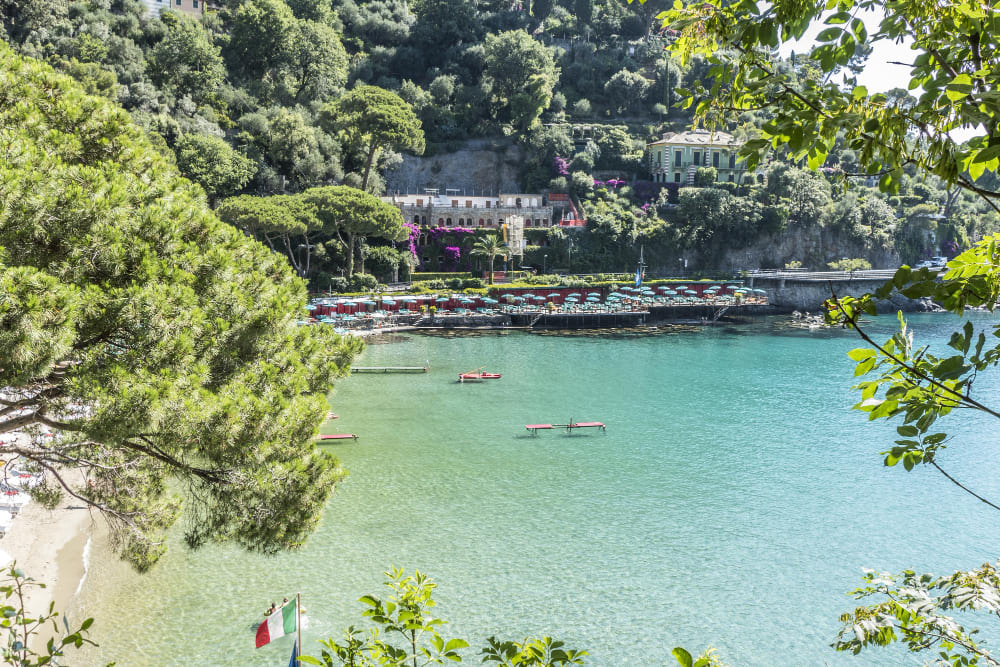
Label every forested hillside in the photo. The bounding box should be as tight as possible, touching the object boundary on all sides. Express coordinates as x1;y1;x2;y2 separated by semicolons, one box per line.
4;0;997;282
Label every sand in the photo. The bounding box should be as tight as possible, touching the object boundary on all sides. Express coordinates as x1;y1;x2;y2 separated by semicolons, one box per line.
0;485;96;641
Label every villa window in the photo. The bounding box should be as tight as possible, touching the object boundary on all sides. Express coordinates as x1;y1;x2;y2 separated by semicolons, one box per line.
416;199;423;206
192;0;198;6
479;218;485;226
674;172;681;183
728;173;734;182
543;218;549;226
451;200;458;207
486;201;491;208
693;151;701;166
446;218;452;226
466;200;472;208
413;215;420;224
438;218;444;225
674;150;682;165
712;151;720;168
729;155;736;169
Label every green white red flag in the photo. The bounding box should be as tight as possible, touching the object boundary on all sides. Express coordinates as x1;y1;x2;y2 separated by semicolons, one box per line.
255;600;296;648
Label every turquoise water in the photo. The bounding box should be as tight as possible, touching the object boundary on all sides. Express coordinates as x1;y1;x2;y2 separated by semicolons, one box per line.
75;315;1000;665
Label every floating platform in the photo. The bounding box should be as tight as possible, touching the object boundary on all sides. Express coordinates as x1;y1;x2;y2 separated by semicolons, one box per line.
459;371;501;382
352;366;428;373
526;421;606;434
318;434;358;441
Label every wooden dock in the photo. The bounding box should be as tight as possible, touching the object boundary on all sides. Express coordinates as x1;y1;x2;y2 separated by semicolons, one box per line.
526;421;606;434
351;365;428;373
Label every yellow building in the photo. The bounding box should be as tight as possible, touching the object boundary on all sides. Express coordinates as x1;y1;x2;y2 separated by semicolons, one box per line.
647;129;747;185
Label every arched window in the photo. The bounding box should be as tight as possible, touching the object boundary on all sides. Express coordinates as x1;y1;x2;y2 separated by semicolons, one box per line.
479;218;485;226
487;218;493;226
516;197;522;207
413;215;420;224
458;218;464;225
438;218;444;225
543;218;549;226
446;218;452;226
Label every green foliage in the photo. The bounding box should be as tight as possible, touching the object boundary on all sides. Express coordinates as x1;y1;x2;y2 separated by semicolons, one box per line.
303;568;586;666
693;167;717;188
671;646;728;667
483;30;560;131
827;258;872;272
833;563;1000;664
148;13;225;105
0;564;99;666
321;84;424;190
174;133;257;204
471;234;510;284
303;185;407;275
0;42;362;570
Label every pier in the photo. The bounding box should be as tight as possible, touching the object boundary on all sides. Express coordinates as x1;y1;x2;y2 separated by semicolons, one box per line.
526;421;606;434
351;365;429;373
318;433;358;441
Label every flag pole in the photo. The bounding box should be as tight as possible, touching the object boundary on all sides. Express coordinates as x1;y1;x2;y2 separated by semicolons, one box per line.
296;592;302;665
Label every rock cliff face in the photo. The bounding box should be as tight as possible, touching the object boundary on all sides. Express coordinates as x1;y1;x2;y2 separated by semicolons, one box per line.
385;139;524;195
705;225;900;272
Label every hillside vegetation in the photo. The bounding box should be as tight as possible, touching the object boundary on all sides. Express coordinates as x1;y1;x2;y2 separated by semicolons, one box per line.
4;0;998;281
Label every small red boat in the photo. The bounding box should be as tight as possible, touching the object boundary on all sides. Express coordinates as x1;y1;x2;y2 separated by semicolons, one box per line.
458;370;501;382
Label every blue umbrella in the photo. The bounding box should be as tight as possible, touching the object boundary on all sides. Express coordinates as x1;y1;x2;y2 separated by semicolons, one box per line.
685;290;697;295
306;304;317;310
587;292;601;296
547;292;561;297
753;289;767;294
482;297;498;304
460;299;475;304
586;296;600;302
436;297;450;302
382;299;396;305
568;292;582;297
665;290;677;295
565;297;579;303
674;285;687;290
513;296;526;301
401;298;417;303
531;295;545;300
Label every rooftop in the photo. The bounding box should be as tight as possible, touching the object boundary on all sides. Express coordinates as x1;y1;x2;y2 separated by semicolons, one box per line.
648;129;740;147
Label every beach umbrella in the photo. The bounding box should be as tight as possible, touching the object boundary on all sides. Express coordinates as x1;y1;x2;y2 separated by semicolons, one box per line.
685;290;697;295
306;304;317;311
460;298;475;304
588;292;601;297
674;285;687;290
436;297;449;302
568;292;582;297
565;297;579;303
586;296;600;302
726;284;740;289
665;290;677;295
401;298;417;303
513;295;526;301
382;299;396;305
753;289;767;294
482;297;498;304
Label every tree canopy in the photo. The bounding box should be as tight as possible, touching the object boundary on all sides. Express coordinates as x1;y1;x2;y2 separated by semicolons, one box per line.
321;84;425;191
0;42;363;571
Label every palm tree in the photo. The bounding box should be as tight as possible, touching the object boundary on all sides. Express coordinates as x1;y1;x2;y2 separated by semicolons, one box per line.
471;234;510;285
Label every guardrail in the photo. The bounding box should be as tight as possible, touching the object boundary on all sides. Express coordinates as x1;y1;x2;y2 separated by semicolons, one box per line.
747;269;898;281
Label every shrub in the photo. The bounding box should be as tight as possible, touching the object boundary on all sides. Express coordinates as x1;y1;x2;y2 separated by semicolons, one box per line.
694;167;718;187
348;272;378;291
828;258;872;272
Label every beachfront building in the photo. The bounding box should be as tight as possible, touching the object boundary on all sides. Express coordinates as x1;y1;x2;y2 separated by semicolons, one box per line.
383;189;556;230
647;129;747;185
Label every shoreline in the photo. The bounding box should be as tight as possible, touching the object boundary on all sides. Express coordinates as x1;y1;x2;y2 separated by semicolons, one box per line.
0;482;95;643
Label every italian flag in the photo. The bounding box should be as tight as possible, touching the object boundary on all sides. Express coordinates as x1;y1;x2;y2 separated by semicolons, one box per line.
255;600;296;648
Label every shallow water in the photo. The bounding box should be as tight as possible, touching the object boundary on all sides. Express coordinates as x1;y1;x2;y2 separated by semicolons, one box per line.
75;314;1000;665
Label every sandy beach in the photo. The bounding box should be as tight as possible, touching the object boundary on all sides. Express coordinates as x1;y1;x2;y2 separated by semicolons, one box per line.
0;480;95;639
